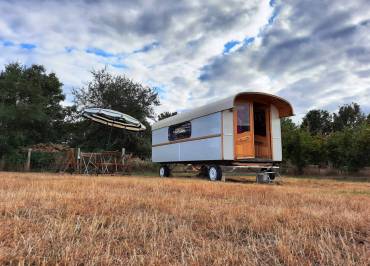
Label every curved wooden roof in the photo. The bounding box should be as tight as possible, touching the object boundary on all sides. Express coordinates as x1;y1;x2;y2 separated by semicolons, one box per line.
152;92;294;130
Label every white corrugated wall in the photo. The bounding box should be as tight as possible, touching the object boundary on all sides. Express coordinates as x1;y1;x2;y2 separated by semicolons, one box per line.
271;105;282;161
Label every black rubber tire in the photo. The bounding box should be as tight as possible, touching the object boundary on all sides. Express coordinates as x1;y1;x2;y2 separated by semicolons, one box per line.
268;172;276;180
207;165;222;181
198;165;208;177
159;165;170;177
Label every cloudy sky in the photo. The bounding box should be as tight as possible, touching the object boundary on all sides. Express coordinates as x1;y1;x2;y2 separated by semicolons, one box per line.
0;0;369;121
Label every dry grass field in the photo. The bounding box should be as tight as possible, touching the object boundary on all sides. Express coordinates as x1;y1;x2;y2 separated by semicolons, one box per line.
0;172;369;265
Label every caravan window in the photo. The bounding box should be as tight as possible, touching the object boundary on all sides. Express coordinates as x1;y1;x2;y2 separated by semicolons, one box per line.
168;121;191;141
236;104;250;133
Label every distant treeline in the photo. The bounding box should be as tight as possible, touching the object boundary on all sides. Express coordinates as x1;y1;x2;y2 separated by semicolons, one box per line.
282;105;370;173
0;63;369;172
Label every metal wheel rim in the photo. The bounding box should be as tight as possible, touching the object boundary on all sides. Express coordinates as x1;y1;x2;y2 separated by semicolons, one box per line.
159;167;165;177
209;167;217;181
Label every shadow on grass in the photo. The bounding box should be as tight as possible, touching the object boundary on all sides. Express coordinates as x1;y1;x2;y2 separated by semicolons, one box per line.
336;190;370;196
225;178;256;184
132;170;294;185
286;175;370;183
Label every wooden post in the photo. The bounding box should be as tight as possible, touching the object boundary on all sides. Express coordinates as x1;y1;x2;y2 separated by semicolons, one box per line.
25;148;32;171
121;148;125;165
77;148;81;173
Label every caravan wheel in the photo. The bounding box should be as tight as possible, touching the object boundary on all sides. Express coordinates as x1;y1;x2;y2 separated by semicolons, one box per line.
159;165;170;177
208;165;222;181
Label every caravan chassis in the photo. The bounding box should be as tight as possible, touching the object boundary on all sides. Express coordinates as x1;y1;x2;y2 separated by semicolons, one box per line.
158;160;280;183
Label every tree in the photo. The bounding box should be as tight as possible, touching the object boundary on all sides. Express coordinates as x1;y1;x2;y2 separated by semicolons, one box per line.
327;123;370;171
0;63;65;159
282;118;315;173
333;103;365;131
301;109;332;135
281;118;297;163
281;104;370;174
71;68;160;157
157;111;177;121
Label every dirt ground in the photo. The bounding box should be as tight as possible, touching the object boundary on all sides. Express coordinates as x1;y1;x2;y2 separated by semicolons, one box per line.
0;172;369;265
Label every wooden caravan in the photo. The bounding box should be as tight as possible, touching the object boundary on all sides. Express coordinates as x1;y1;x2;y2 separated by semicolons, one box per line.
152;92;293;181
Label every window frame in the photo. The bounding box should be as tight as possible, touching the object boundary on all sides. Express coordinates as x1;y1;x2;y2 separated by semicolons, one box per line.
236;103;250;134
168;121;192;141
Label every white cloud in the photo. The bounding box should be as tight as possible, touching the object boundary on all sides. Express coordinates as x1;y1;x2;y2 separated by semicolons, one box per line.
198;0;370;119
0;0;369;120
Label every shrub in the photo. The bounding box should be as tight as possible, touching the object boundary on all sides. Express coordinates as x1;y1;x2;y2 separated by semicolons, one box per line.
30;152;61;172
2;150;27;171
327;123;370;172
128;157;159;174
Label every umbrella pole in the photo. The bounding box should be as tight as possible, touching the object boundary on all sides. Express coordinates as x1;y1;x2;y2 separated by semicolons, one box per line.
106;124;114;150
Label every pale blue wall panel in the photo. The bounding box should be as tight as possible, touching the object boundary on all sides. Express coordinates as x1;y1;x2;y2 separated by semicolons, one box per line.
152;143;179;162
152;127;169;145
191;112;221;138
179;136;222;161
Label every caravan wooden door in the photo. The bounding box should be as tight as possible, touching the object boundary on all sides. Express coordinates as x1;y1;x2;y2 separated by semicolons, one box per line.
253;102;272;159
234;100;254;159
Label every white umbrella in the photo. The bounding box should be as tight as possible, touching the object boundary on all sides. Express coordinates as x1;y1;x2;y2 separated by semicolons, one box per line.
82;108;146;132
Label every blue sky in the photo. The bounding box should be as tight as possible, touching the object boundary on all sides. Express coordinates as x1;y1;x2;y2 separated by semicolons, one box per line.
0;0;369;119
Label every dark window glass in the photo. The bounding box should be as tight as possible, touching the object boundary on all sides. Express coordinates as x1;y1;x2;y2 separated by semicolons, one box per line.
168;121;191;141
236;104;250;133
254;104;266;136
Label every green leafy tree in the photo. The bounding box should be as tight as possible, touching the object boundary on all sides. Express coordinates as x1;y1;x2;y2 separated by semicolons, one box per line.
0;63;65;159
157;111;177;121
301;109;332;135
327;123;370;171
355;123;370;168
71;68;160;157
285;131;314;174
333;103;365;131
282;104;370;174
281;118;297;162
307;134;327;166
282;118;322;173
